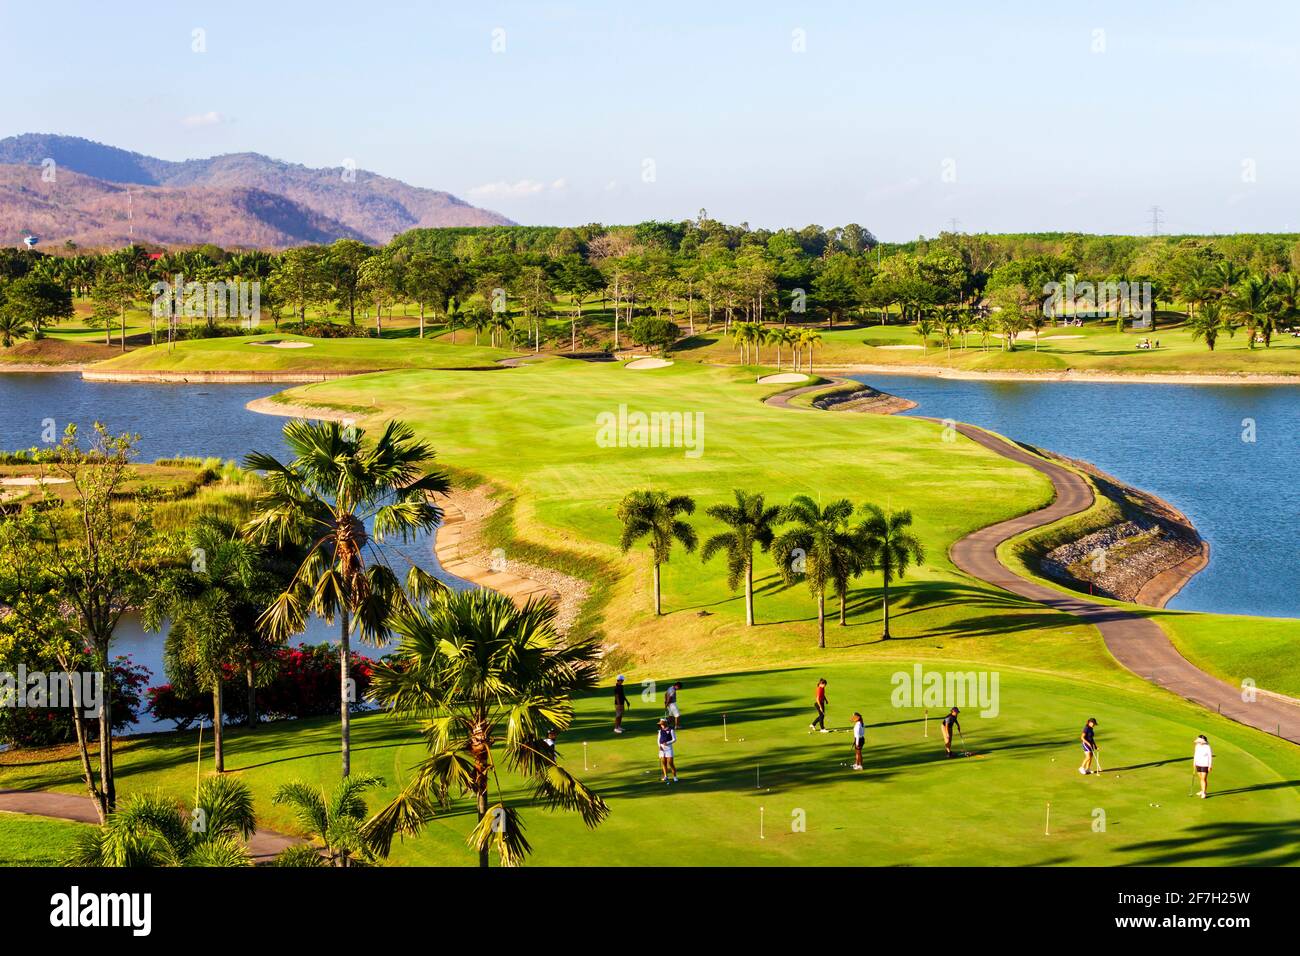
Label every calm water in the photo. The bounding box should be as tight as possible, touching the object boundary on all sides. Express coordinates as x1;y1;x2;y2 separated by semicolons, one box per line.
850;372;1299;619
0;373;468;731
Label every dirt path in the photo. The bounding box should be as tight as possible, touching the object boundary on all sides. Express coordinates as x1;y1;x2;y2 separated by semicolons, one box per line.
940;421;1300;744
0;789;301;862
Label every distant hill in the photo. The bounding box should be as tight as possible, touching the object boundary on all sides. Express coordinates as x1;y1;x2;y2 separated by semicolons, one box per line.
0;133;513;248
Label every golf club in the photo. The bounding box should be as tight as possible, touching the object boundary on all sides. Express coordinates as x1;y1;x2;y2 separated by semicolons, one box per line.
958;730;973;757
1093;749;1103;774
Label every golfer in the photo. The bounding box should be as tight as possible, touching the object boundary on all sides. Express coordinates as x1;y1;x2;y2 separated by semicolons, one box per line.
810;678;828;733
851;712;865;770
613;675;628;734
1193;734;1213;798
941;706;961;757
1079;717;1099;775
541;728;558;764
665;680;683;729
657;718;678;783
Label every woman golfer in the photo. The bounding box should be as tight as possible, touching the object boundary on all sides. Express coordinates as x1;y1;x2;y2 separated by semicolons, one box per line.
851;712;865;770
810;678;828;733
1079;717;1099;775
1193;734;1213;798
657;718;678;784
941;707;961;757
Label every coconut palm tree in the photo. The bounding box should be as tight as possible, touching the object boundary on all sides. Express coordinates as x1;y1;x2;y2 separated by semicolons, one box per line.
140;515;273;773
273;774;383;867
702;490;781;626
974;311;994;351
1188;301;1234;352
772;496;862;648
1226;274;1273;349
243;419;450;778
66;775;257;867
363;590;609;868
915;314;936;351
856;504;925;640
616;489;697;615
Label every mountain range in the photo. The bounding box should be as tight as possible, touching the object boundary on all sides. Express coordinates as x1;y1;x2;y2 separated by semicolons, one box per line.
0;134;513;249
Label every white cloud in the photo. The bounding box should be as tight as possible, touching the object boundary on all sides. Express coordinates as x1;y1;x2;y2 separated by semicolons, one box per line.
469;178;566;199
181;111;227;128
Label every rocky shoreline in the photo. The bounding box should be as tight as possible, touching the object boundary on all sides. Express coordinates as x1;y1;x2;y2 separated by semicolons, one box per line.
1033;448;1208;607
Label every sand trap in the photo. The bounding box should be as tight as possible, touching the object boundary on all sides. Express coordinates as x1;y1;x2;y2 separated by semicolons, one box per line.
875;344;924;350
0;476;70;486
625;357;674;369
249;340;314;349
1041;334;1085;340
757;372;809;384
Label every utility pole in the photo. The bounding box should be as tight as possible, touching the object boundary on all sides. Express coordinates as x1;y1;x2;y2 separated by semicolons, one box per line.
948;217;961;233
1148;205;1163;236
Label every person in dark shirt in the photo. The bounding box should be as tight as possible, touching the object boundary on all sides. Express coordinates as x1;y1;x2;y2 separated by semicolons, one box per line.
810;678;828;733
614;675;628;734
1079;718;1099;775
657;718;678;783
540;728;558;763
941;707;961;757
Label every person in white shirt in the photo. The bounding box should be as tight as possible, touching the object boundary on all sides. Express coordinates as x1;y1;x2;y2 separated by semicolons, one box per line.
1193;735;1213;799
851;712;865;770
657;718;678;783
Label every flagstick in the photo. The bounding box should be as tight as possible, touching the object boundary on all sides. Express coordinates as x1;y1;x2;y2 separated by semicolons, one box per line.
756;765;760;789
924;709;929;738
723;713;728;742
583;741;588;771
760;806;765;840
1044;802;1051;836
195;721;204;805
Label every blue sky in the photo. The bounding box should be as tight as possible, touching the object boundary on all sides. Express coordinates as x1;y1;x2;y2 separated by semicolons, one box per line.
3;0;1298;238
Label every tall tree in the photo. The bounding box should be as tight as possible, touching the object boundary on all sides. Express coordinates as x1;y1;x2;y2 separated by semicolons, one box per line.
856;505;925;640
616;489;697;615
772;496;861;648
243;419;450;778
701;490;780;626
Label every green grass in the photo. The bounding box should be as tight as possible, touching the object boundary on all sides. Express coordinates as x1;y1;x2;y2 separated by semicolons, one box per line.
87;332;519;373
0;813;90;866
5;661;1297;865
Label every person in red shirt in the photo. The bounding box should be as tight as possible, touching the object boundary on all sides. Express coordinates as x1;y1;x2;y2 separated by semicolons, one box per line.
810;678;828;733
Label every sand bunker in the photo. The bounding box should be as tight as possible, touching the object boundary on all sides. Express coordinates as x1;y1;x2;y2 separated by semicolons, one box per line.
875;344;924;350
757;372;809;384
1041;334;1085;340
0;476;70;486
625;357;674;369
249;340;314;349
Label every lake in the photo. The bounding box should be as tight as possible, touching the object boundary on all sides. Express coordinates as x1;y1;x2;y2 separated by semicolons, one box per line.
851;372;1299;619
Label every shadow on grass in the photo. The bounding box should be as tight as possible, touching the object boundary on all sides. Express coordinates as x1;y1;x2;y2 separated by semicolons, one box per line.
1116;820;1300;866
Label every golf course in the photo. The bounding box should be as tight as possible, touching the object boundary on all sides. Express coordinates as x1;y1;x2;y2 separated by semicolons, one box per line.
3;355;1296;867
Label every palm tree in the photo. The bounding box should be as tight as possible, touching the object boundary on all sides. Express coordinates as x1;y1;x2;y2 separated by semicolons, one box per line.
1226;274;1272;349
141;516;272;773
273;774;383;867
772;496;862;648
364;590;609;868
66;775;256;867
1188;300;1234;351
797;327;822;372
974;311;994;351
0;313;24;348
243;419;450;778
616;490;697;615
856;504;925;640
702;490;780;626
915;314;936;351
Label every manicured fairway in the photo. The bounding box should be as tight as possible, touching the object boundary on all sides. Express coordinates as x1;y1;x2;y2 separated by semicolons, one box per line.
87;332;517;373
4;662;1297;865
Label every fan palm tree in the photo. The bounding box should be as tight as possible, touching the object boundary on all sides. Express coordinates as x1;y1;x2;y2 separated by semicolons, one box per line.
66;775;257;867
243;419;450;778
772;496;862;648
702;490;780;626
1226;274;1273;349
273;774;383;867
363;590;609;868
856;505;925;640
616;489;697;615
0;312;25;348
140;515;273;772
